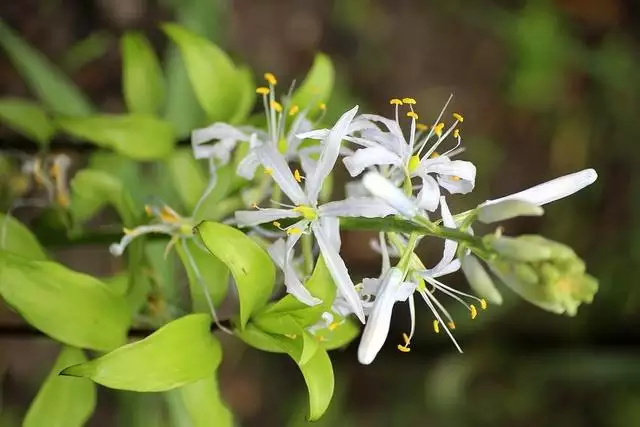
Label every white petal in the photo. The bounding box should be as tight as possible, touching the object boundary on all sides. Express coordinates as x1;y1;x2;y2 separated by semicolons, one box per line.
438;175;475;194
426;159;476;182
234;208;301;227
283;232;321;306
318;197;398;218
192;122;248;145
295;129;329;140
342;146;402;177
256;144;307;205
305;106;359;204
426;196;458;274
236;150;261;179
358;114;404;140
362;172;418;218
312;221;365;322
416;174;441;212
319;216;341;251
109;225;175;256
344;180;369;198
483;168;598;207
267;238;287;269
357;268;405;365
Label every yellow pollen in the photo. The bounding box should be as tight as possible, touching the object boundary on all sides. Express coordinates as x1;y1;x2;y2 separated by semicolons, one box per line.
270;100;283;113
397;344;411;353
159;206;180;223
430;152;440;159
451;176;461;181
284;333;297;339
390;98;403;105
264;167;273;175
453;112;464;122
433;320;440;333
328;322;339;331
293;169;303;183
406;111;419;120
272;221;281;228
144;205;153;216
286;227;302;235
318;102;327;110
480;299;487;310
448;321;456;330
408;154;421;173
402;97;417;104
397;332;412;352
470;304;478;320
264;72;277;85
289;105;299;116
453;129;460;138
434;123;445;137
256;87;270;95
416;123;428;131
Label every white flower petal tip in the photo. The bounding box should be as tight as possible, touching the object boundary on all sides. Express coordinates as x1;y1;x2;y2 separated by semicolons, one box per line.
362;172;418;218
109;243;124;257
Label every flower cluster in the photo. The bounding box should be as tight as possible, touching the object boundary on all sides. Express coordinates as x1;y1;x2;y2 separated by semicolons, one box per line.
111;73;599;365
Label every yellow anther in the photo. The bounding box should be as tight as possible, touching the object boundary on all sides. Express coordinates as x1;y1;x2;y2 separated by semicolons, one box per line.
318;102;327;110
416;123;428;131
453;112;464;122
256;87;270;95
49;163;60;179
144;205;153;216
453;129;460;138
470;304;478;320
264;167;273;175
270;100;283;113
451;176;461;181
251;203;259;209
286;227;302;235
397;332;412;352
448;321;456;330
272;221;281;228
480;298;487;310
406;111;419;120
434;122;445;137
397;344;411;353
402;333;411;345
293;169;303;183
390;98;403;105
433;320;440;333
264;72;277;85
289;104;299;116
56;192;70;208
402;97;417;105
430;152;440;159
159;206;180;223
284;333;297;339
328;322;339;331
408;154;421;173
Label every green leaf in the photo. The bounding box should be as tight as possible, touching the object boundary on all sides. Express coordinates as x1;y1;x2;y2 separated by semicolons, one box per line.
175;238;229;312
0;98;54;145
0;213;47;260
290;53;335;115
172;375;233;427
235;323;287;354
69;169;137;226
195;221;275;329
167;149;208;212
0;251;130;351
161;23;239;122
23;346;96;427
62;31;111;73
0;20;94;117
121;32;165;115
228;65;256;125
317;317;360;351
298;346;334;421
61;314;221;392
56;114;175;160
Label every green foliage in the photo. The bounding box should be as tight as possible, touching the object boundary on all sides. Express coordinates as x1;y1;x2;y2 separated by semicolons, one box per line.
0;251;130;351
291;53;335;116
0;98;55;146
23;346;96;427
61;314;221;392
0;20;94;116
121;32;165;115
167;149;208;212
170;376;234;427
0;213;48;260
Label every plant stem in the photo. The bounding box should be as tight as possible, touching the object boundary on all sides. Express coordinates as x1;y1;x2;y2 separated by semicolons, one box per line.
302;233;314;275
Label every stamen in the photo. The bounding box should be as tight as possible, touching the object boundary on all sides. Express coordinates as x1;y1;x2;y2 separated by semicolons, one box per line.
451;176;461;181
416;123;428;131
408;155;421;173
328;321;340;331
293;169;304;183
430;152;440;158
448;321;456;330
144;205;153;217
433;319;440;333
264;72;277;86
286;227;303;235
284;333;297;339
55;192;69;207
49;163;60;179
453;129;460;138
318;102;327;110
402;97;417;105
434;122;445;137
256;87;270;95
453;112;464;122
480;299;488;310
390;98;404;105
264;167;273;175
397;332;412;352
159;206;180;223
270;100;283;113
289;105;299;116
406;111;419;120
272;221;282;228
470;304;478;319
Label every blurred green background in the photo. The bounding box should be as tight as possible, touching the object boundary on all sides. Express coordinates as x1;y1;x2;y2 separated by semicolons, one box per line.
1;0;639;426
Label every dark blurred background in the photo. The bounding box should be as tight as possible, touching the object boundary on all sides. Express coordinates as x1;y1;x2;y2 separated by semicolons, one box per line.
1;0;640;426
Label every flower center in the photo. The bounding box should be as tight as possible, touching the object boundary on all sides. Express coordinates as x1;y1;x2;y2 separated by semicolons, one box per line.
408;154;421;173
293;205;317;220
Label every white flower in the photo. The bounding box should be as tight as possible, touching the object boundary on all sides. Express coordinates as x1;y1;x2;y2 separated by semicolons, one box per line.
267;238;321;307
234;106;399;323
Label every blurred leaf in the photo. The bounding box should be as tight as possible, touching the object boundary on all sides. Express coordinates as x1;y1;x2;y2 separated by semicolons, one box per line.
116;392;166;427
121;32;165;115
298;345;334;421
61;314;221;392
290;53;335;116
176;238;229;312
23;346;96;427
167;149;208;212
172;375;234;427
0;20;94;117
0;251;130;351
228;65;256;125
87;152;146;208
196;221;275;329
70;169;137;226
0;98;55;145
161;23;239;122
57;114;175;160
0;213;47;260
62;31;111;73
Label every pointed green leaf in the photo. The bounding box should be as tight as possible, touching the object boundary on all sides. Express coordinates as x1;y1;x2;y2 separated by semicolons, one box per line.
121;32;165;115
290;53;334;115
23;346;96;427
0;251;130;351
61;314;221;392
317;317;360;351
0;213;47;260
235;322;287;354
0;98;54;145
161;23;239;122
62;31;111;73
0;20;94;117
195;221;275;329
56;114;175;160
172;375;233;427
167;149;208;212
176;238;229;312
299;346;334;421
228;65;256;125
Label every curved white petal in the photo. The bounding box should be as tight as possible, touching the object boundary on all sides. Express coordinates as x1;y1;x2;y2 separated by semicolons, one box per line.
306;106;359;204
319;216;341;251
295;129;329;140
426;159;476;182
359;114;404;140
483;168;598;207
236;150;261;179
362;172;419;218
342;146;402;177
438;175;475;194
192;122;249;145
283;231;321;306
234;208;301;227
109;224;175;256
318;197;398;218
312;221;365;323
256;144;307;205
416;174;441;212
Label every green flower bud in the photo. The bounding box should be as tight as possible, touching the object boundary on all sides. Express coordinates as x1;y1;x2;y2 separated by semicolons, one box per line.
489;260;560;312
477;200;544;224
519;235;576;261
461;254;503;304
487;235;553;262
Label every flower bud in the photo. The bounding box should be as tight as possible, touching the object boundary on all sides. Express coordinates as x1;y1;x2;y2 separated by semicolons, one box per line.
477;200;544;224
461;254;502;304
518;235;576;261
487;235;553;262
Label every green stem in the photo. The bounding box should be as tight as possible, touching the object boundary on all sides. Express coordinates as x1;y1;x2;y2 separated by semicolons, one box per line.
302;233;314;275
271;184;282;208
